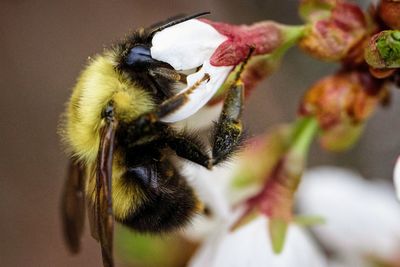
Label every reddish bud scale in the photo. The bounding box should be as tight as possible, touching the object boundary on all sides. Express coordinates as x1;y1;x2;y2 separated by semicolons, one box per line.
240;58;274;94
333;2;366;30
379;0;400;29
369;67;396;79
236;157;300;225
201;19;283;66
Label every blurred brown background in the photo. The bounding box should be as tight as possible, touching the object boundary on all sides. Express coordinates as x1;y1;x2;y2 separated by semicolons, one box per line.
1;0;399;266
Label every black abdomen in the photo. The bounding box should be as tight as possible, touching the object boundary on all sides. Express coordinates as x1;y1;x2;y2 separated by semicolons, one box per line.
117;144;198;233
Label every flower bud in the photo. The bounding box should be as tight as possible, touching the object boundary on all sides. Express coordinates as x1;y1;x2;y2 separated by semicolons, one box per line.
299;70;385;129
365;30;400;69
299;0;338;21
231;126;291;188
299;2;367;61
319;120;363;151
299;70;387;151
206;24;305;104
201;20;284;66
379;0;400;30
233;118;318;253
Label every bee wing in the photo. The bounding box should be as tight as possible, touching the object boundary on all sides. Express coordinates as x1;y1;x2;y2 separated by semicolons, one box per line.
88;198;100;241
93;119;117;267
61;160;86;253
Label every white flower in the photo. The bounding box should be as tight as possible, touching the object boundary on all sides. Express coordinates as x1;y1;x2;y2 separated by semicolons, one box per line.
179;162;326;267
174;102;223;130
393;156;400;201
180;161;235;241
297;167;400;266
151;19;233;123
188;215;327;267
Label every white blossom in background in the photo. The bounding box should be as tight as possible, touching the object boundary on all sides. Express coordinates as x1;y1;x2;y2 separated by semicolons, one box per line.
179;161;327;267
181;162;233;241
393;157;400;201
189;215;327;267
151;19;232;123
297;167;400;266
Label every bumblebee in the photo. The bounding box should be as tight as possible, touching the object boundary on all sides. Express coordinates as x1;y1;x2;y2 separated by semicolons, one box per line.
60;12;248;267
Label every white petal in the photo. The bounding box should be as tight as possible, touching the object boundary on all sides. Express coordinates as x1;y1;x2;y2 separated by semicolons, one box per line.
151;19;227;70
180;161;236;242
394;156;400;201
174;102;223;130
160;61;232;123
297;167;400;261
189;216;327;267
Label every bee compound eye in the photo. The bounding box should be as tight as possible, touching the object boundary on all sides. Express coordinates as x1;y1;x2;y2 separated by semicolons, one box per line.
126;45;153;66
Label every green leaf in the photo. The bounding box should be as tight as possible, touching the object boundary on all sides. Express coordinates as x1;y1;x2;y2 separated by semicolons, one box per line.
268;218;289;254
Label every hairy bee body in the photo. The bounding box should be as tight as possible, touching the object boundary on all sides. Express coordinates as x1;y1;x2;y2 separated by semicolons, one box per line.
63;38;200;232
61;13;247;266
64;49;154;163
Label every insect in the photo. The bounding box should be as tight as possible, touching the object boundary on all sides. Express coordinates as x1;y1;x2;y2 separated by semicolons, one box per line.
60;12;250;267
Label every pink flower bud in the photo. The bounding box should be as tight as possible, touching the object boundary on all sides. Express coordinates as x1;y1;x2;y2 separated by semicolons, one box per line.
299;70;385;129
201;19;284;66
299;70;387;151
299;1;367;61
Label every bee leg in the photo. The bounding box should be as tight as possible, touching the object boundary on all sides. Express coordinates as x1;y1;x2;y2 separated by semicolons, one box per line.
166;130;212;169
210;80;245;165
123;119;212;169
150;67;187;84
155;73;210;118
118;73;211;141
210;48;254;165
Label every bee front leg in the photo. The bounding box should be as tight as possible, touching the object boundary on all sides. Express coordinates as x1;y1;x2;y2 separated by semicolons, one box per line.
121;74;211;144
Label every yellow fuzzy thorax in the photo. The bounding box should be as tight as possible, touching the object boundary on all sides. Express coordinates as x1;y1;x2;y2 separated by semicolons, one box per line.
60;49;155;164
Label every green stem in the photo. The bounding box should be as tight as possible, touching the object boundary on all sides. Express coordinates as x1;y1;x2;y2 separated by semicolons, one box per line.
289;116;318;156
274;25;306;58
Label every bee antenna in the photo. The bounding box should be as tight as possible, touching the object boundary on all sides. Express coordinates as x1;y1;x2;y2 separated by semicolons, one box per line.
149;11;211;38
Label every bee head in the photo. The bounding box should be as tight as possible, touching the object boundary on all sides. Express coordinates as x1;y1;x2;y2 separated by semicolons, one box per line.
124;45;153;67
122;12;210;70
